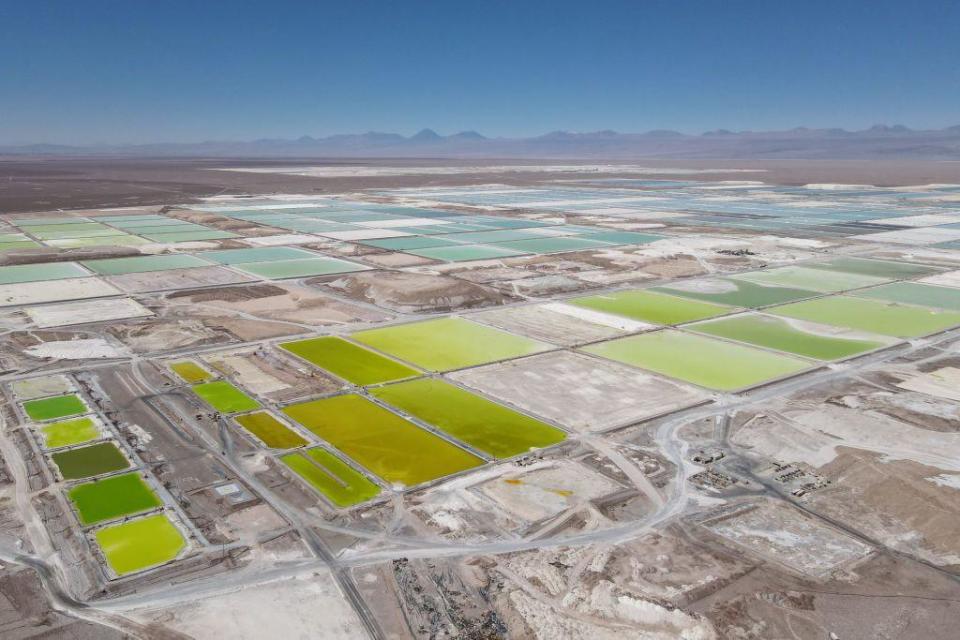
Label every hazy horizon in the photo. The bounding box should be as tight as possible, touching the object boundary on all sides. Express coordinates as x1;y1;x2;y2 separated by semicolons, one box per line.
2;0;958;146
6;122;960;149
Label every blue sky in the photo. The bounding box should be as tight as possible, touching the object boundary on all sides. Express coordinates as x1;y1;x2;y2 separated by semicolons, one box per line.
2;1;958;144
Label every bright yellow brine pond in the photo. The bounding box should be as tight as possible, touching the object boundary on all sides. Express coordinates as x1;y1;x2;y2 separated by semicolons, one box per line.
282;394;484;486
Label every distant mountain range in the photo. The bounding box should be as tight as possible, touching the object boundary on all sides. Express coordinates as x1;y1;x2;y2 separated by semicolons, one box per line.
4;125;960;159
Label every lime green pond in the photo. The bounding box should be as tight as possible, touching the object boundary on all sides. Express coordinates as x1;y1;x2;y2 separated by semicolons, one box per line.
281;448;380;507
769;296;960;338
581;330;812;391
41;416;100;448
652;278;818;308
279;336;419;385
853;282;960;312
68;472;162;526
51;442;129;480
352;317;551;371
81;254;211;275
169;360;214;384
23;394;87;421
282;395;484;486
234;412;307;449
94;514;186;575
371;379;566;458
192;381;261;413
569;290;734;325
689;313;893;361
733;266;887;293
807;256;942;279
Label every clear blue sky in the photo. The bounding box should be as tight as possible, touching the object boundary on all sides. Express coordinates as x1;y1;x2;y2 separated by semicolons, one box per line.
2;1;958;144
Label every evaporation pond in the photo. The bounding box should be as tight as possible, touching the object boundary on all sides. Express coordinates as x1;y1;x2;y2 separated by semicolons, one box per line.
191;381;261;413
233;257;366;279
281;448;380;507
169;360;214;384
689;313;896;361
769;296;960;338
68;472;162;525
652;278;818;308
200;246;316;264
94;514;186;575
581;330;812;391
406;244;525;262
732;266;888;293
51;442;129;480
40;416;100;448
234;412;308;449
82;254;211;275
491;236;613;254
371;378;566;458
23;393;87;421
568;289;734;324
0;262;89;284
807;256;943;279
352;317;551;371
279;336;419;385
853;282;960;312
282;394;483;486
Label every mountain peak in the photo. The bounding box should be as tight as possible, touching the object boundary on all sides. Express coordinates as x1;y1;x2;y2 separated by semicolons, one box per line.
449;130;487;140
868;124;912;134
410;128;442;141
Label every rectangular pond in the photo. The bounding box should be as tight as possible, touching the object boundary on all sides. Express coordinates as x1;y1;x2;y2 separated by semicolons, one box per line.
191;381;261;414
581;329;813;391
406;244;526;262
806;256;944;279
281;448;380;507
82;254;212;275
94;514;186;576
234;412;308;449
688;313;897;361
279;336;420;385
40;416;101;449
23;393;88;421
0;262;89;284
282;394;484;487
68;472;162;526
733;266;888;293
169;360;214;384
352;317;551;371
231;257;367;279
852;282;960;311
371;378;566;458
651;278;819;308
51;441;130;480
569;290;735;325
769;295;960;338
199;246;318;264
